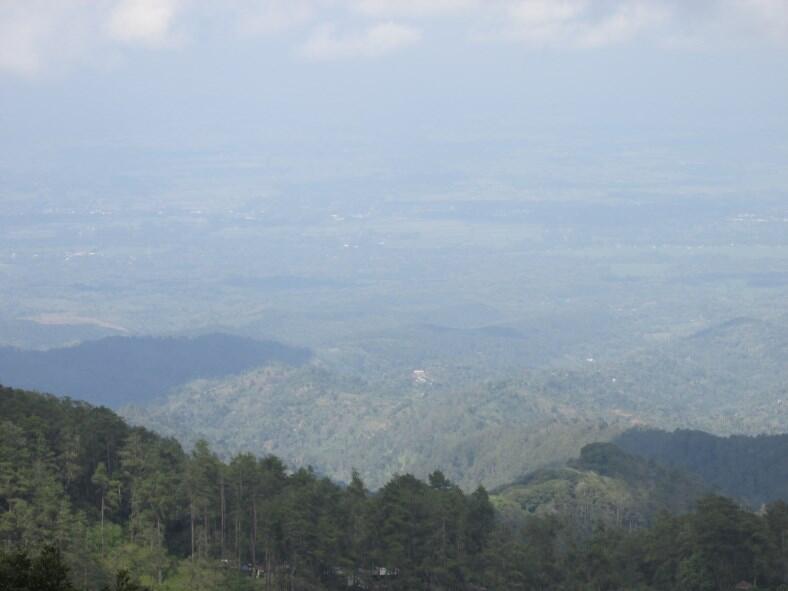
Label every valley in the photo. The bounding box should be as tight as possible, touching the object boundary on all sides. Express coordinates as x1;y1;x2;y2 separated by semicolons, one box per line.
1;3;787;587
2;310;785;492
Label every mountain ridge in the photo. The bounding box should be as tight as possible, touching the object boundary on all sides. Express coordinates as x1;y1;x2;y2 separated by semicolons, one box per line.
0;333;311;407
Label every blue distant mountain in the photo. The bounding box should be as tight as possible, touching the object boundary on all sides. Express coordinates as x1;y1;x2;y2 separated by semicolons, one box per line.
0;333;311;408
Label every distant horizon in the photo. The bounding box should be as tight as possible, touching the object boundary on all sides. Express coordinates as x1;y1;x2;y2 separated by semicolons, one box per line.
2;1;787;209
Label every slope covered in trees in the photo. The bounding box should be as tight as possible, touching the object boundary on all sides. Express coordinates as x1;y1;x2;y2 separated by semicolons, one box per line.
0;385;495;590
124;316;788;491
487;494;788;591
122;364;628;490
3;385;788;590
526;315;788;435
492;443;708;531
616;428;788;508
0;334;311;407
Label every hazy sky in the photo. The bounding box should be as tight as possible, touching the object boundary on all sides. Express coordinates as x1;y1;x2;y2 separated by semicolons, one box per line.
1;0;787;203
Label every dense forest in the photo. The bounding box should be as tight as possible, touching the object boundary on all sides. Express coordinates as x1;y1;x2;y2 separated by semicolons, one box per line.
0;385;495;590
492;442;709;531
2;385;788;590
616;428;788;508
124;315;788;492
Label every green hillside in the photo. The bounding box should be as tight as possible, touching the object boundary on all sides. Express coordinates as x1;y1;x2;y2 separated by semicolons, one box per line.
616;428;788;508
491;443;708;531
0;384;497;590
524;315;788;435
124;315;788;491
122;364;629;490
4;384;788;591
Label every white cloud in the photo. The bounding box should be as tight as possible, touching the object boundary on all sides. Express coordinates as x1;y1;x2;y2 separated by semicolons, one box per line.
576;2;668;48
351;0;478;18
0;2;98;76
227;0;316;36
731;0;788;43
107;0;182;46
0;0;785;77
500;0;667;48
301;22;421;60
0;0;184;78
0;3;52;75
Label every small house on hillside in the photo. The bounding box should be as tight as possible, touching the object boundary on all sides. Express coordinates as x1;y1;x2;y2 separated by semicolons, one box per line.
412;369;429;384
735;581;754;590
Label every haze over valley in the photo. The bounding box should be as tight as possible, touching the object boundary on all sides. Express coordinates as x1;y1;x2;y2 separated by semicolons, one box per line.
3;153;786;487
1;2;787;589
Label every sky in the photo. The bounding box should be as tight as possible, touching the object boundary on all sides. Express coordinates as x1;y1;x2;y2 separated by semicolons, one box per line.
1;0;787;206
1;0;787;74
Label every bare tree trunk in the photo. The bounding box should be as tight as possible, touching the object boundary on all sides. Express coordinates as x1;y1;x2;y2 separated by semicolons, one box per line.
129;499;135;544
235;516;240;566
266;539;273;591
441;517;447;570
251;499;257;567
100;494;105;556
190;501;195;561
204;511;209;558
237;469;244;566
220;473;226;558
157;516;163;584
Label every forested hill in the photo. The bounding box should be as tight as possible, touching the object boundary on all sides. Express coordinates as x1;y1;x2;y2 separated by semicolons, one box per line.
616;428;788;508
3;385;788;590
123;315;788;492
0;385;496;590
0;333;311;407
492;442;708;530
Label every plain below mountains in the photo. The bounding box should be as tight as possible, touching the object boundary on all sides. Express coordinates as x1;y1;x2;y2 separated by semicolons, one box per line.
0;333;311;407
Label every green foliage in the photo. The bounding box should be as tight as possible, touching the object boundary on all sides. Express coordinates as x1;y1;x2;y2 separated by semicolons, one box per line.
0;546;75;591
123;315;788;496
0;386;496;590
492;443;708;531
3;384;788;590
616;428;788;508
101;570;152;591
124;362;629;491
